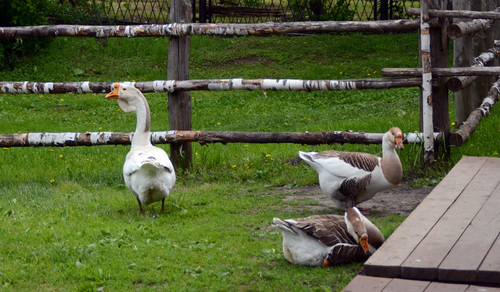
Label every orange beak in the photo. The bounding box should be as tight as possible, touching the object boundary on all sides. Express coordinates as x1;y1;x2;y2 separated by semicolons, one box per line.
105;83;120;99
323;259;330;266
360;234;370;254
396;133;404;150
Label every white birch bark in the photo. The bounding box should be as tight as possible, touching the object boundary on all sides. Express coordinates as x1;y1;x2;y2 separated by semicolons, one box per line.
420;0;435;162
0;19;424;39
0;78;422;95
0;131;439;148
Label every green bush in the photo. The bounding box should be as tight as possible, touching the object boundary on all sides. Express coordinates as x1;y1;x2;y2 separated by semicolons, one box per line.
289;0;355;21
0;0;106;70
0;0;50;69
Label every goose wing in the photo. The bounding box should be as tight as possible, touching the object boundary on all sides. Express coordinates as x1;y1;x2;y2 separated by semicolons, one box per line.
284;215;355;247
300;150;380;178
124;146;174;177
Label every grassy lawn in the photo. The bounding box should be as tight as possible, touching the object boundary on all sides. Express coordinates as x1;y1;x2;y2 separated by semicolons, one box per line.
1;33;499;291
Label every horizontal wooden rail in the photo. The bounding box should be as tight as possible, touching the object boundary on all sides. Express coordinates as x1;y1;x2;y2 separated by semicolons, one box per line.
0;19;428;39
407;7;500;20
0;78;422;94
0;131;440;147
450;76;500;146
447;42;500;92
382;67;500;77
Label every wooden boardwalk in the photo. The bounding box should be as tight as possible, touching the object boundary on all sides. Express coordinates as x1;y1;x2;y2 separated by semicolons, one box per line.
343;156;500;291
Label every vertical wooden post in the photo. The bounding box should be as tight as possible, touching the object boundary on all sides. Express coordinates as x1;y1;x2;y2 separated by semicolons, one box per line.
168;0;192;170
454;0;498;125
430;0;450;159
420;0;435;163
452;0;472;125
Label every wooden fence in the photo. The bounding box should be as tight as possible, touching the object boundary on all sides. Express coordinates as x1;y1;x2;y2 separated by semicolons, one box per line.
1;0;499;168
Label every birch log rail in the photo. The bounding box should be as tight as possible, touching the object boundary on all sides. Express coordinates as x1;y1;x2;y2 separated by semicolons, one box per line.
0;78;423;94
0;19;425;39
447;11;499;40
0;131;437;148
382;67;500;77
407;7;500;20
449;76;500;146
447;41;500;92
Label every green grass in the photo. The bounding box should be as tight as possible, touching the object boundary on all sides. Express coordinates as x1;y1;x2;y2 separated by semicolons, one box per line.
1;33;499;291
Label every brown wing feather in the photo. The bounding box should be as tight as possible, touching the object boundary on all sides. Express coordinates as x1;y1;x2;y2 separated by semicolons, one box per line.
314;150;379;172
291;215;356;247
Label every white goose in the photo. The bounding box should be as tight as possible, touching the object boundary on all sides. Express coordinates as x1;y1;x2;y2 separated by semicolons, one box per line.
273;207;384;266
106;83;176;213
299;127;404;209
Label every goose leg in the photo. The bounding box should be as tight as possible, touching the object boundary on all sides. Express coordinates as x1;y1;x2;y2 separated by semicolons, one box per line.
353;198;370;215
161;198;165;212
136;196;144;213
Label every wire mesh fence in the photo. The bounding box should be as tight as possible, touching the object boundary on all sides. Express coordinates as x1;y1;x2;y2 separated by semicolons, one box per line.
54;0;420;24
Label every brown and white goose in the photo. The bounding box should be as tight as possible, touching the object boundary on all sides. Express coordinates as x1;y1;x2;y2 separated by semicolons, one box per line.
273;207;384;266
106;83;176;213
299;127;404;209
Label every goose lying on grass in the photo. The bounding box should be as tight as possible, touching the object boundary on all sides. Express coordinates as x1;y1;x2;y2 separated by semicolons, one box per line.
299;127;404;209
106;83;176;213
273;207;384;266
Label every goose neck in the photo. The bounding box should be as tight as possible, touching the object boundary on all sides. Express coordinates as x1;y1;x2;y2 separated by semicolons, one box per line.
131;95;152;148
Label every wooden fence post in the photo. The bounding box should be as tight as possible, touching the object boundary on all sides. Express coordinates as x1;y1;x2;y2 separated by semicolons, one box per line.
453;0;498;125
168;0;193;170
430;0;450;159
420;0;435;163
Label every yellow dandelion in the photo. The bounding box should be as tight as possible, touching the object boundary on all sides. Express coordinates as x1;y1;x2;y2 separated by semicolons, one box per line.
451;122;456;126
340;71;343;75
59;154;64;158
232;164;237;168
217;122;221;126
244;144;249;147
265;154;271;158
49;149;54;152
50;179;55;183
414;131;418;133
3;147;9;150
235;108;238;110
60;98;64;102
99;127;102;130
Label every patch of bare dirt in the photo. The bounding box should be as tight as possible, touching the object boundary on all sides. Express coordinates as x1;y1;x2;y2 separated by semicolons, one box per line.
278;180;435;217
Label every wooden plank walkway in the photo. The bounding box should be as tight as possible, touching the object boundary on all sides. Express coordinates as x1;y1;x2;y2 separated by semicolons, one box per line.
343;156;500;291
